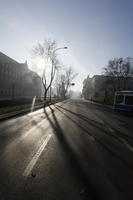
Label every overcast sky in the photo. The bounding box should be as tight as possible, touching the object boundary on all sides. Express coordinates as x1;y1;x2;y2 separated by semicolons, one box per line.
1;0;133;91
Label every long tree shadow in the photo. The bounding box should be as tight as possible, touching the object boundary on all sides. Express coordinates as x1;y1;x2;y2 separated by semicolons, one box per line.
55;105;105;126
43;104;133;200
43;105;133;200
52;105;133;170
43;106;100;200
79;101;133;119
55;105;133;141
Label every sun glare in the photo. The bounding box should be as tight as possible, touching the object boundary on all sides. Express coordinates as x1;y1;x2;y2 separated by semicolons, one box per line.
37;58;45;68
36;58;52;79
35;58;46;75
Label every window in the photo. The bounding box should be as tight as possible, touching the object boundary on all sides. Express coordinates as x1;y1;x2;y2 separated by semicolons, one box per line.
125;96;133;105
116;95;124;103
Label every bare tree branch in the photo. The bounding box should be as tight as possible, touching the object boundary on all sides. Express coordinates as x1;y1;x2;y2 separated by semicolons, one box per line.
32;39;59;100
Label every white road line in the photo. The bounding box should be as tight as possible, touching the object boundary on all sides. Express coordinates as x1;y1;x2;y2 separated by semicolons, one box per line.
119;137;133;152
23;134;52;177
4;118;48;154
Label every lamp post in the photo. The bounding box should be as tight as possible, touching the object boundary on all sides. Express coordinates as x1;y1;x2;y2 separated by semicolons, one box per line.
49;46;68;102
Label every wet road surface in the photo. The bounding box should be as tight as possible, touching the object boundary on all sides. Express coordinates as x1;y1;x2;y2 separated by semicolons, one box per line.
0;99;133;200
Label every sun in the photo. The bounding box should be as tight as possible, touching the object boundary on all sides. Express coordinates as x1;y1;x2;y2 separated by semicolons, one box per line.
37;58;45;69
36;58;52;78
35;58;46;75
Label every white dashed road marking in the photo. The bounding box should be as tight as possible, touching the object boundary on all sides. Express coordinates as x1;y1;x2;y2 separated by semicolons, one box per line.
5;119;48;154
23;133;52;177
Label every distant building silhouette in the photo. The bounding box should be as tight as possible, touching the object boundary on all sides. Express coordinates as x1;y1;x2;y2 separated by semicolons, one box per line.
0;52;43;99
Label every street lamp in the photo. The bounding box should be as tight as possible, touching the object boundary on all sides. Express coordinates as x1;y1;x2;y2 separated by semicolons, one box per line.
53;46;68;54
49;46;68;101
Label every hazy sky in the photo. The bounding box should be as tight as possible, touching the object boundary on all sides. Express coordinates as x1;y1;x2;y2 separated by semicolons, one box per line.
1;0;133;91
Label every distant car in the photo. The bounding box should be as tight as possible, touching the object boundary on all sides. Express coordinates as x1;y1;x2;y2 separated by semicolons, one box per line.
114;91;133;112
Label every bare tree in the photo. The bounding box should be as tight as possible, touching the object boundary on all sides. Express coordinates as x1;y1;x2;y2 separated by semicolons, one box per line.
32;39;59;101
55;67;77;99
103;57;133;92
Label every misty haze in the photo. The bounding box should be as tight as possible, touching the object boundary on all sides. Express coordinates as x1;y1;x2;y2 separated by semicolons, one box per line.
0;0;133;200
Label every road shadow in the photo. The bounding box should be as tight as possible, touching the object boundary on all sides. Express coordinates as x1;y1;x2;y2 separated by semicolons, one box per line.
44;104;133;200
76;100;133;134
52;105;133;170
54;105;133;141
43;105;99;200
79;101;133;118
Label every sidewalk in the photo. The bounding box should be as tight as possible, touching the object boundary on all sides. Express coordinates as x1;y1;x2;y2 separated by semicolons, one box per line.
0;104;44;120
0;99;64;120
83;99;114;109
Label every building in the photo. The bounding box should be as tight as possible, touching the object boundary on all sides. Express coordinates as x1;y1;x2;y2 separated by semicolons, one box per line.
82;75;133;104
83;75;106;101
0;52;43;99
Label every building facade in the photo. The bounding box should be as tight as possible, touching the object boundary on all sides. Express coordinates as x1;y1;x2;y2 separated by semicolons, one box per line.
82;75;133;104
0;52;43;99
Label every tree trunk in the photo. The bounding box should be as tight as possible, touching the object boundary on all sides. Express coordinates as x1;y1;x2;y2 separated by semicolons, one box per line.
44;90;47;102
50;86;52;102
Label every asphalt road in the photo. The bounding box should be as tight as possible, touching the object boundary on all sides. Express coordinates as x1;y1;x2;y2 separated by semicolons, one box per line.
0;99;133;200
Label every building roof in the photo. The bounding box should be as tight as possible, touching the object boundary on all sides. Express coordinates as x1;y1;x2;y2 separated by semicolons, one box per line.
0;52;19;64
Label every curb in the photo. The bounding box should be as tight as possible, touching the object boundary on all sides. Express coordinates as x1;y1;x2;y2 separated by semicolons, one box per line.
0;104;44;120
0;100;64;120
